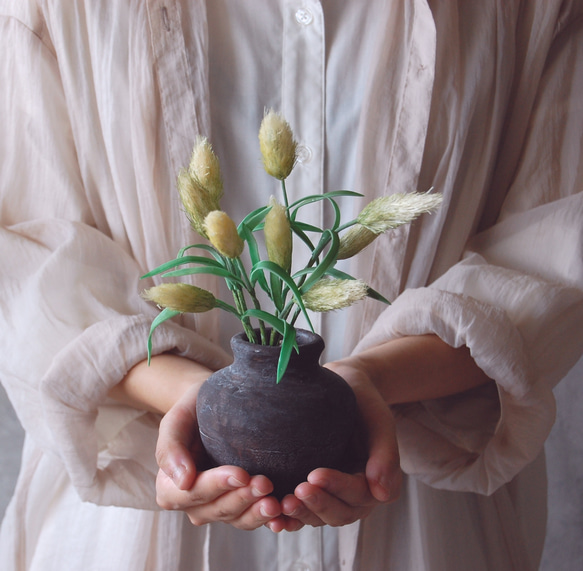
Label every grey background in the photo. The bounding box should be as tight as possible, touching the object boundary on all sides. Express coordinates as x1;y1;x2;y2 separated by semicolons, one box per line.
1;358;582;569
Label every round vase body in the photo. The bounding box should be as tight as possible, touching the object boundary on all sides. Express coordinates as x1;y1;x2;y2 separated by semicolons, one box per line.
196;329;361;499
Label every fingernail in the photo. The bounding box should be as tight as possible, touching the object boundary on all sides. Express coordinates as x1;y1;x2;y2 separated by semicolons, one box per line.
227;476;246;488
376;478;392;502
252;486;267;498
296;491;315;503
260;504;277;518
171;465;185;487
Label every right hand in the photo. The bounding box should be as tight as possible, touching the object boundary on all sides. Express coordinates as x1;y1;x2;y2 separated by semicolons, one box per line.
155;381;285;530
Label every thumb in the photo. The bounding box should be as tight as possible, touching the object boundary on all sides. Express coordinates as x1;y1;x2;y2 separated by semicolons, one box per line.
155;385;200;490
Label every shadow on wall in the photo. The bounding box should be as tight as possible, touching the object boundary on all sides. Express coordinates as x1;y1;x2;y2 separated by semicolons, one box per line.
0;383;24;520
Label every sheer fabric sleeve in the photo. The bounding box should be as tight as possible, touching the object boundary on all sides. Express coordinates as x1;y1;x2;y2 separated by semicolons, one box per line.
355;7;583;495
0;13;229;509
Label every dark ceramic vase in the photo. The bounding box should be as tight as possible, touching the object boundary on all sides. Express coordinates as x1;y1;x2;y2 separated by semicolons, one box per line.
196;328;363;499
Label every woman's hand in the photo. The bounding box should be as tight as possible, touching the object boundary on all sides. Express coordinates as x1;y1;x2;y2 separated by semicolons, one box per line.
155;380;284;530
269;361;402;532
271;334;493;532
109;353;282;530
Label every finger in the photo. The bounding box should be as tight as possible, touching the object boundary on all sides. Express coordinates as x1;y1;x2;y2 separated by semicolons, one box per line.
306;468;374;506
156;466;250;510
156;386;200;490
348;379;402;503
184;476;280;530
280;493;325;527
363;403;401;503
266;515;305;533
293;482;372;527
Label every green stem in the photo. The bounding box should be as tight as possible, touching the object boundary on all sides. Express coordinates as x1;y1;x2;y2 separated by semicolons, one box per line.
225;258;257;343
280;179;290;211
234;258;267;344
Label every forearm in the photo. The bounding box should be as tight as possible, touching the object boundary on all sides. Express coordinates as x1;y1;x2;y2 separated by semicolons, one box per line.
108;353;212;414
330;334;493;405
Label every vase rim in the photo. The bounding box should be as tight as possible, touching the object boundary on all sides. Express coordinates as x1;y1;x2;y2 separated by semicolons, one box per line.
231;328;324;352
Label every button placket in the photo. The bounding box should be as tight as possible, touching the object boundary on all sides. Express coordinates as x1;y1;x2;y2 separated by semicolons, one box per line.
281;0;325;336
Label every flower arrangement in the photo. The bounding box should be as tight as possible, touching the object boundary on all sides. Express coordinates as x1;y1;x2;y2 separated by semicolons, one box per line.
142;110;442;381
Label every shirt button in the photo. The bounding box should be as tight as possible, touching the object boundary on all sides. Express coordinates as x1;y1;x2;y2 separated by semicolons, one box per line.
295;8;313;26
296;144;313;164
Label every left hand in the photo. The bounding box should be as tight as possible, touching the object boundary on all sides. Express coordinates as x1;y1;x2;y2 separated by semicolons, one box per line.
266;361;402;532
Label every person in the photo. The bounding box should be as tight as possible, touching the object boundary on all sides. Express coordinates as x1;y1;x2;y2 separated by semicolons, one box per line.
1;0;582;569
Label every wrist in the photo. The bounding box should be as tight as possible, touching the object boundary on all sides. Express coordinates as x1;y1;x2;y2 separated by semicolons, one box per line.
329;335;493;406
108;353;212;414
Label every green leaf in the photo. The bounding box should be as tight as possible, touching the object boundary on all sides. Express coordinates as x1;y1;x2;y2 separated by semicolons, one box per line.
146;308;180;364
289;190;363;212
161;266;246;288
291;221;324;234
299;230;340;293
242;308;287;335
277;323;299;383
238;205;270;232
289;221;317;253
250;261;315;333
238;223;269;292
214;299;243;317
141;255;224;279
270;273;284;312
177;243;224;264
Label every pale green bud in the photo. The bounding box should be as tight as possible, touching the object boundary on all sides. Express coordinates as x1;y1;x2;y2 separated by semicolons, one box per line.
258;109;297;180
302;278;369;312
264;196;292;272
204;210;245;259
142;283;216;313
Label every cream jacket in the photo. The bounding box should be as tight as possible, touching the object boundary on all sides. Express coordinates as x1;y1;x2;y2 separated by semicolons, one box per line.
1;1;582;569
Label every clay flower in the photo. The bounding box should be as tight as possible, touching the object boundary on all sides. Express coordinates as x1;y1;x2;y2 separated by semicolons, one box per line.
142;112;442;380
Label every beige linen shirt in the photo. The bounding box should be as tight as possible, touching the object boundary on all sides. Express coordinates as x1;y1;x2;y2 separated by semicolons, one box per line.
1;1;583;569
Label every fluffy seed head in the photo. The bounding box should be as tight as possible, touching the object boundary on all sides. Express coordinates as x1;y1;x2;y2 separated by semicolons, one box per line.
357;192;443;233
188;136;223;201
177;168;220;238
258;110;297;180
302;278;369;312
264;196;292;272
204;210;245;259
337;224;378;260
142;283;216;313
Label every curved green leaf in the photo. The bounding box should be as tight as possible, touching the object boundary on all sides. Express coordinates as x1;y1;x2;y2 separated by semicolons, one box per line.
277;323;299;383
238;223;269;293
250;261;314;333
242;309;287;335
146;308;180;364
290;221;324;234
162;266;246;288
289;222;316;253
177;243;224;263
299;230;340;293
238;205;270;232
289;190;363;211
141;255;224;279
